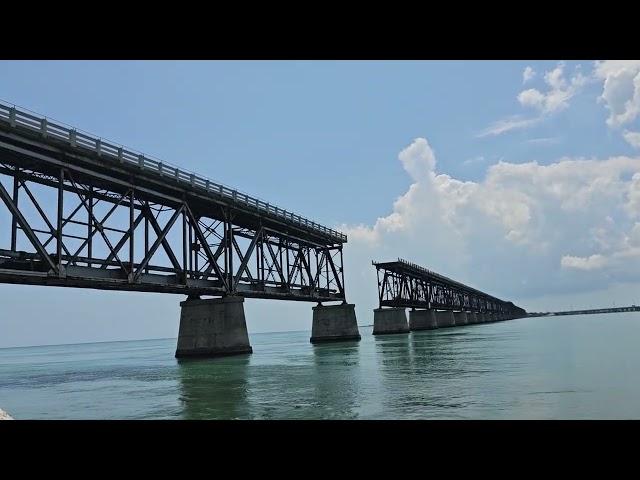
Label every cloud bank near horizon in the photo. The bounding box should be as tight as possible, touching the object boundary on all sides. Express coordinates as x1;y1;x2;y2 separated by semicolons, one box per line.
339;137;640;313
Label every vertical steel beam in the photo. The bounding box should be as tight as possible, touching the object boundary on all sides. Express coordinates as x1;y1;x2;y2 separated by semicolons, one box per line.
129;189;135;270
182;209;188;283
10;167;19;251
226;210;233;291
188;212;193;275
87;186;93;268
144;208;149;274
340;246;345;298
57;168;64;274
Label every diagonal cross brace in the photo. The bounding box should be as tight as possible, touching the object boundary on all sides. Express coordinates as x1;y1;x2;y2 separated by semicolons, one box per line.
143;205;183;274
100;211;145;269
0;181;58;273
134;205;184;282
232;227;262;291
184;204;229;291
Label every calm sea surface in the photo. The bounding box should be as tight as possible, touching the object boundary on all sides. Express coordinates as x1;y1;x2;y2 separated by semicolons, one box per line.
1;313;640;419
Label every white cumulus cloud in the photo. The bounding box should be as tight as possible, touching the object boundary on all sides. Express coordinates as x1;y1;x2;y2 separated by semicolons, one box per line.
561;254;608;271
517;62;587;114
480;62;587;138
523;66;536;84
594;60;640;128
340;138;640;311
623;130;640;148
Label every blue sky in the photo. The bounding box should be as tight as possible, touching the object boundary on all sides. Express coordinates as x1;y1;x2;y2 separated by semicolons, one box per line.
1;60;640;347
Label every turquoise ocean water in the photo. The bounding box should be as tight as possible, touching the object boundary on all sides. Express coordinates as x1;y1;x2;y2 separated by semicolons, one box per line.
1;313;640;419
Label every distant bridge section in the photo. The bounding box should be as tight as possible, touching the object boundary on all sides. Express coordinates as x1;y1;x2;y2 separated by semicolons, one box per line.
373;258;526;315
371;259;526;334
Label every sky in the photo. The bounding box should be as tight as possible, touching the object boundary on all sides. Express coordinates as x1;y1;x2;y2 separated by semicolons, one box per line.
1;60;640;348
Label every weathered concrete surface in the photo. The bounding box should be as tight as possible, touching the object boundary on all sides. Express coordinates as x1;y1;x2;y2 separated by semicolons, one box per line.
0;408;13;420
435;310;455;327
311;303;361;343
467;312;479;324
373;308;409;335
453;311;468;325
409;309;438;330
175;296;253;358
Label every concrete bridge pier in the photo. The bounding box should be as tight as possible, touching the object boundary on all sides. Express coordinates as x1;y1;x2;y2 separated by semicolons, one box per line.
468;312;479;324
454;311;468;325
175;296;253;358
435;310;455;327
373;308;409;335
311;303;361;343
409;308;438;330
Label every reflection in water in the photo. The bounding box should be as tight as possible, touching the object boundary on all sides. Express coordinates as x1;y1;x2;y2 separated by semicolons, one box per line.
177;355;251;419
311;341;361;419
372;328;499;417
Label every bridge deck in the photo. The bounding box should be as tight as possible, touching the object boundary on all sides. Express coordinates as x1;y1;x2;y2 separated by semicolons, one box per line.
0;101;346;247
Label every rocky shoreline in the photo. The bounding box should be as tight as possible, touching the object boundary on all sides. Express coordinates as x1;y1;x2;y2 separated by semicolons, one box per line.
0;408;13;420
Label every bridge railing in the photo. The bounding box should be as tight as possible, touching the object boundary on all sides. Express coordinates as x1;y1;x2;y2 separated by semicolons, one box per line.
0;100;347;244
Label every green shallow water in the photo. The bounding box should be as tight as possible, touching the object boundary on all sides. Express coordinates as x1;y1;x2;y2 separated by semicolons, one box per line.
2;313;640;419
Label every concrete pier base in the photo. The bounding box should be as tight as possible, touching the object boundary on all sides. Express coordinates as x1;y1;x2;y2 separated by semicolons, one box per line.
311;303;361;343
435;310;455;327
467;312;478;324
175;296;253;358
409;308;438;330
454;311;468;325
373;308;409;335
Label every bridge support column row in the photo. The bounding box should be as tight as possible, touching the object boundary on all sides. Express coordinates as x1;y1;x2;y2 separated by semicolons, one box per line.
370;307;522;336
176;298;362;358
373;308;409;335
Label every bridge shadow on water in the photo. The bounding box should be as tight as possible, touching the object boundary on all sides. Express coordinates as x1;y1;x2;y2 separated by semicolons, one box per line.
309;341;362;419
176;355;251;420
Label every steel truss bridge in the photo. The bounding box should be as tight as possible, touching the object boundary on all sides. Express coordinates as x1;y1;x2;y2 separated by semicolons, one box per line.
0;101;347;302
373;258;526;316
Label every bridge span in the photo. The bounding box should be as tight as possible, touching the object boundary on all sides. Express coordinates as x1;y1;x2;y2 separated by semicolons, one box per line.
371;259;526;334
0;101;360;356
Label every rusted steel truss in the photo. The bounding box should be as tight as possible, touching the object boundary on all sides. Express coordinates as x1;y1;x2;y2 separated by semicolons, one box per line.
0;107;345;303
